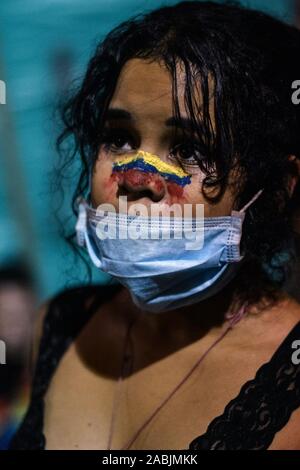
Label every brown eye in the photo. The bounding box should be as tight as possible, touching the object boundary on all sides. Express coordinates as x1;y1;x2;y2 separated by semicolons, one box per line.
100;129;137;154
169;142;205;165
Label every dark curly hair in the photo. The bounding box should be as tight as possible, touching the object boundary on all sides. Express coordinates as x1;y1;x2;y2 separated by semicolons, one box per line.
55;0;300;311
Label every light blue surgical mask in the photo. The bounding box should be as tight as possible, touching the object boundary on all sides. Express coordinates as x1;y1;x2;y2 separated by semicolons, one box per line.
75;190;263;313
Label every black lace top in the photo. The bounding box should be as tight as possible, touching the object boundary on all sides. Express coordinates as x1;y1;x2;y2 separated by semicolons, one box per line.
8;284;300;450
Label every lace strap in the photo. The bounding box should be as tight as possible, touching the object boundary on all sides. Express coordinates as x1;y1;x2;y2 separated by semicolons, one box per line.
189;321;300;450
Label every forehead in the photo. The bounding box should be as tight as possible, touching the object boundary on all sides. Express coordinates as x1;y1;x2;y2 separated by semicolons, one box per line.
108;58;214;124
109;58;187;118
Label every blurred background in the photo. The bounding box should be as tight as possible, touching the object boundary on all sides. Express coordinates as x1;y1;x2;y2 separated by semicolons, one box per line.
0;0;299;449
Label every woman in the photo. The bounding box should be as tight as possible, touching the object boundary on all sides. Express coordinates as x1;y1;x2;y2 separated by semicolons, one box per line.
9;1;300;450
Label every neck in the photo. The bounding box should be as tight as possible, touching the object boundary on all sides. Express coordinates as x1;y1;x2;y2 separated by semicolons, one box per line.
115;274;241;349
149;280;238;338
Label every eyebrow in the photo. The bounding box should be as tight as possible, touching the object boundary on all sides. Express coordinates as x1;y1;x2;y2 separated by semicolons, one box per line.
105;107;195;130
165;116;195;131
105;108;132;121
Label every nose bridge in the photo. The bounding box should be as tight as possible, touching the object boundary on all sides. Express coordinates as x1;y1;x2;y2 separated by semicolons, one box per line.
139;142;167;163
142;146;164;161
138;125;171;162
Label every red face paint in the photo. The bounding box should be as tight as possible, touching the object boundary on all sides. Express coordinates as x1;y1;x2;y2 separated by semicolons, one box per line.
121;169;155;187
107;169;188;204
166;182;190;206
113;169;165;197
167;182;184;199
102;173;119;200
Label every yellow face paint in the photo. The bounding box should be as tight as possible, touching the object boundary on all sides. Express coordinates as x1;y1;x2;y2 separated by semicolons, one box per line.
112;150;192;187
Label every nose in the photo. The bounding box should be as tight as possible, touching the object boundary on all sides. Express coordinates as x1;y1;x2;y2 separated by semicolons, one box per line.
116;169;166;202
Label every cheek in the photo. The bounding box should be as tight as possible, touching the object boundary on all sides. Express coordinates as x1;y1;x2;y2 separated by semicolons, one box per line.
183;174;235;217
166;182;187;202
166;174;204;205
91;159;118;204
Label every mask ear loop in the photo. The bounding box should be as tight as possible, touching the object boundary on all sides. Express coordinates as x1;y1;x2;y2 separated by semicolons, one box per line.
228;188;264;265
75;200;88;247
225;188;264;324
239;189;264;213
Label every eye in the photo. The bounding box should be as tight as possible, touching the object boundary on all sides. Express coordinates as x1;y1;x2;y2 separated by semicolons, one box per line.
100;128;137;155
169;141;205;167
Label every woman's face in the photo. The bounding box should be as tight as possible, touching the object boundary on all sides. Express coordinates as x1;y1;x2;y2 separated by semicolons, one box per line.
91;58;235;217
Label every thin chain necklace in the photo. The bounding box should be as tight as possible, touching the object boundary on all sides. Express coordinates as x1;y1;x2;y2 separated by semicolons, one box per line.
106;303;248;450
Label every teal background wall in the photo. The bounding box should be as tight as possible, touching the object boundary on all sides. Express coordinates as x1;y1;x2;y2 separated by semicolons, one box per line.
0;0;296;301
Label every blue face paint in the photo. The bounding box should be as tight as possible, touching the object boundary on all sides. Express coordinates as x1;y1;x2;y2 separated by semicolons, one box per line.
112;151;192;187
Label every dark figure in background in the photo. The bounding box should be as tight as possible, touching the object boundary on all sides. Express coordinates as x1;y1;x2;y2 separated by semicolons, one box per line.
0;262;36;449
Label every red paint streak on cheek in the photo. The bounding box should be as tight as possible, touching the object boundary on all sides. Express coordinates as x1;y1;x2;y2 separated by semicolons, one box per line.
167;183;184;199
109;173;119;184
102;173;120;199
